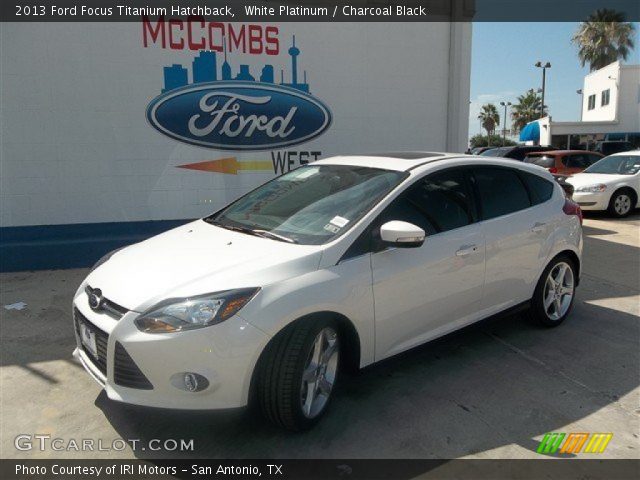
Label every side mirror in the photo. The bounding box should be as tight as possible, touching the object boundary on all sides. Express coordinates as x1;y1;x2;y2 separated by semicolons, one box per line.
379;221;425;248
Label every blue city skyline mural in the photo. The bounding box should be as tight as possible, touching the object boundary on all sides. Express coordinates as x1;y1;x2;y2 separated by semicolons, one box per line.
162;36;310;94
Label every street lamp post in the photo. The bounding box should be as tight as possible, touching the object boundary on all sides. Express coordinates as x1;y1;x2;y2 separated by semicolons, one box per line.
535;61;551;118
499;101;512;146
576;89;583;121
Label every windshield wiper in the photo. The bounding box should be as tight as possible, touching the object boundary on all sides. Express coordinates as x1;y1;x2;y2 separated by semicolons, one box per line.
207;220;297;243
207;219;256;234
252;229;298;244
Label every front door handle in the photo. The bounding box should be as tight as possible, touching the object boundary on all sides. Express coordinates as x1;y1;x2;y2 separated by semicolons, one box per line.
456;244;478;257
531;222;546;233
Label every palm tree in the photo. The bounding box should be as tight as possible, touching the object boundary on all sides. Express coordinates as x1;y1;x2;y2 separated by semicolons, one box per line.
478;104;500;145
511;89;545;132
572;9;636;71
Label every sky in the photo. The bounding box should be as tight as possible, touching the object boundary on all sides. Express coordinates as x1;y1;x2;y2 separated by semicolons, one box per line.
468;22;640;139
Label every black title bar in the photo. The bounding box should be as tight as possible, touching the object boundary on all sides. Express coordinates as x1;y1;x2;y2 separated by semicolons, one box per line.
3;459;640;480
2;0;640;22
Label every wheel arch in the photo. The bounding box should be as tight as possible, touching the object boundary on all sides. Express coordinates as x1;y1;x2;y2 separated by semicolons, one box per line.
550;250;581;285
611;185;638;205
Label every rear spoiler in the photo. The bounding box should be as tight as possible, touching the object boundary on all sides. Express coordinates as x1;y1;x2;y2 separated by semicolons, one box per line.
552;174;574;199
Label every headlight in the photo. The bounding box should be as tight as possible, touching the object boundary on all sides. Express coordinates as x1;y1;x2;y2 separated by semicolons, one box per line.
134;288;260;334
575;184;607;193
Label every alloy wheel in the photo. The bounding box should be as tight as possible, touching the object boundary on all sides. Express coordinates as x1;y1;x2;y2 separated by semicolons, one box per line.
543;262;574;321
300;327;339;419
614;194;632;216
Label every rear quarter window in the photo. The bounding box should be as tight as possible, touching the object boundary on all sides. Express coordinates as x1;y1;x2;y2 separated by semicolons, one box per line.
520;171;554;205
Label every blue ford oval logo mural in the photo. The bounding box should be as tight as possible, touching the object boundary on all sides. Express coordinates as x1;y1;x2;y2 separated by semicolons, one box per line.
146;82;332;151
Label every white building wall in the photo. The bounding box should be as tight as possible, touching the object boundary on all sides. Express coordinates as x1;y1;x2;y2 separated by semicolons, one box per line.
581;61;619;122
617;64;640;131
0;22;471;228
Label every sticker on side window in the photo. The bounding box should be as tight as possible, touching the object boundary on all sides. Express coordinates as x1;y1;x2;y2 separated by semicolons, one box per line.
329;216;349;228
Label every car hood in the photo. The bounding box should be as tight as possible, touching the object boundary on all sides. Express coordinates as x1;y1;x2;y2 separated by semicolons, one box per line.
566;173;630;187
85;220;322;312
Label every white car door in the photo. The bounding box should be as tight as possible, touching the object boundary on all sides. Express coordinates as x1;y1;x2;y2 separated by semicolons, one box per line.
470;166;554;311
371;168;485;361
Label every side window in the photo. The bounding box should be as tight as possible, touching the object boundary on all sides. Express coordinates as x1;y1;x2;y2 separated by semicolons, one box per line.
341;226;372;261
473;167;531;220
404;169;475;233
376;193;438;236
375;169;475;236
520;172;554;205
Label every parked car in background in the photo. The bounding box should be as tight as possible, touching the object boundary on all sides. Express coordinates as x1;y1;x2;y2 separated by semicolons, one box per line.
593;141;635;156
524;150;603;175
73;153;583;430
480;145;554;161
469;146;495;155
566;151;640;217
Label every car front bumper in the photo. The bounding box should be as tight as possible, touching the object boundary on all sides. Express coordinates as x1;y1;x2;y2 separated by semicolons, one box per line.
571;191;610;211
72;289;270;410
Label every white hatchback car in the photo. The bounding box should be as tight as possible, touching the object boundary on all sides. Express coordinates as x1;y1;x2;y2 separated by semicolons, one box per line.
73;153;583;430
566;150;640;217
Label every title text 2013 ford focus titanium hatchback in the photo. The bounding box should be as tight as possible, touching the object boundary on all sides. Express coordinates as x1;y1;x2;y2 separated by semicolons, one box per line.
73;153;583;430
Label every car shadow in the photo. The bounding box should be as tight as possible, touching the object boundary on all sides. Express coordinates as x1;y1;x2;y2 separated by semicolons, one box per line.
95;292;639;459
582;210;640;222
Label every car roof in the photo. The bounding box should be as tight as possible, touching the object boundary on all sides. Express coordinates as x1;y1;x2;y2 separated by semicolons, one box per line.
609;149;640;156
314;152;559;176
314;152;453;171
527;150;598;156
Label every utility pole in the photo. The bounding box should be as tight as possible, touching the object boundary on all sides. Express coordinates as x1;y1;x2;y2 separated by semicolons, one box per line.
499;101;512;146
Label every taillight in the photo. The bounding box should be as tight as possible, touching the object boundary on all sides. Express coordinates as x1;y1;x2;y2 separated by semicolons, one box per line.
548;167;558;174
563;198;583;225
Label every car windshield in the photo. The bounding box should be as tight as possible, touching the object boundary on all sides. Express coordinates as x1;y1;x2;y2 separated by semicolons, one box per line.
583;155;640;175
207;165;407;245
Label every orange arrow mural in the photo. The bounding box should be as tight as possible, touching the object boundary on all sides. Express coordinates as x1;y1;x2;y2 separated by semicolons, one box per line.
177;157;273;175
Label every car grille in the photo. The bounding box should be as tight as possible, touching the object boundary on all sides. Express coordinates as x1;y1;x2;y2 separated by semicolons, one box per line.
74;308;108;375
85;285;128;318
114;342;154;390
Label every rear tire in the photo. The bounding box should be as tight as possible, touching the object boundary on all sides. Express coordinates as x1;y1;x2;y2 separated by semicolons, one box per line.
607;189;635;218
256;318;340;431
527;255;577;327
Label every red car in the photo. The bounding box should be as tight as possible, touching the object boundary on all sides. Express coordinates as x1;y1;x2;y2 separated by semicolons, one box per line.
524;150;604;175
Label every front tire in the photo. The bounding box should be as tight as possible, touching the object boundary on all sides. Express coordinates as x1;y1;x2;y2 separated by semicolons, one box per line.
256;318;340;431
608;189;635;218
528;255;577;327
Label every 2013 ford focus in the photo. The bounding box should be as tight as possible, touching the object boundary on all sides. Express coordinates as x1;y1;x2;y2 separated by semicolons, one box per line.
73;153;583;430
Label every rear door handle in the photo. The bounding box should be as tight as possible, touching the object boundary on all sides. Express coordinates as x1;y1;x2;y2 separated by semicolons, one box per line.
531;222;546;233
456;244;478;257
